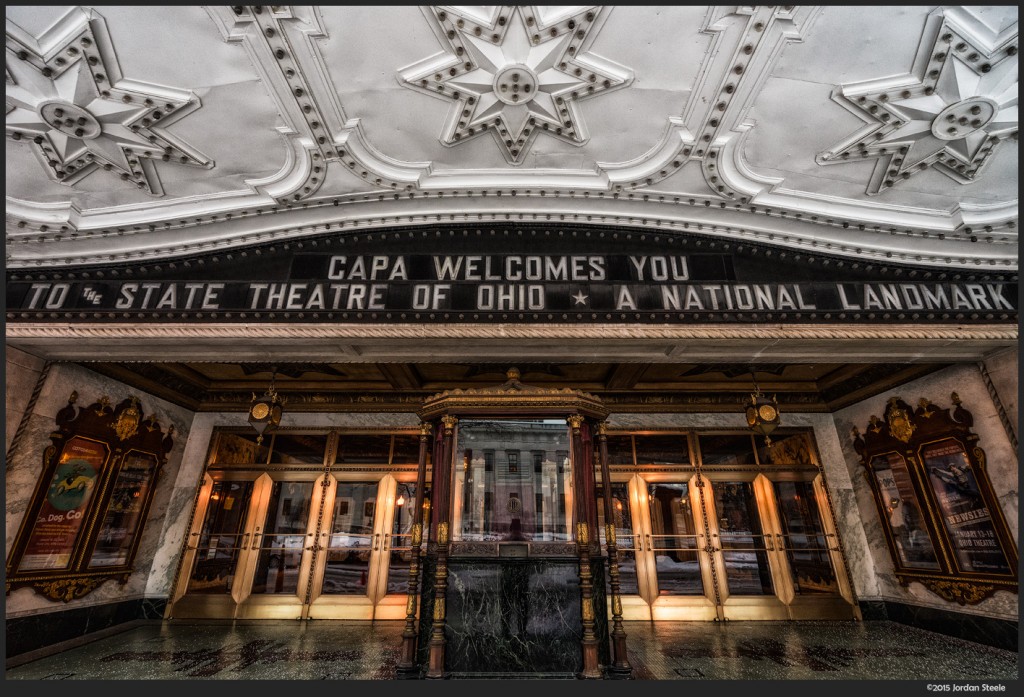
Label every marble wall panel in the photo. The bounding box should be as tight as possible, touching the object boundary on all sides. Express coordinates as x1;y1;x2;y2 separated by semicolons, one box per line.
445;559;583;675
5;362;195;619
982;347;1018;447
833;363;1019;621
5;347;46;456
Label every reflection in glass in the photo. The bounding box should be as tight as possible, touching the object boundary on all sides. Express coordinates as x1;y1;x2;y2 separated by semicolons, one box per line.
269;434;327;464
648;483;703;595
189;480;254;594
757;433;813;465
335;435;391;464
699;435;756;465
320;481;377;595
713;481;773;595
869;452;940;570
210;432;268;465
453;420;572;542
90;451;158;568
391;436;425;465
596;484;639;595
251;481;315;595
773;481;838;594
605;435;635;466
386;482;426;594
634;435;690;465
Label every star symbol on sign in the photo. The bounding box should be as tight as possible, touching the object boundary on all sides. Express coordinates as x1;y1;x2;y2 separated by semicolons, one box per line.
398;6;633;164
6;8;212;195
818;11;1018;195
572;290;589;306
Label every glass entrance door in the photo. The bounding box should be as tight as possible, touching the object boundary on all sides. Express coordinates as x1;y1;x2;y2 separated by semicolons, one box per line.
306;475;421;619
596;431;856;622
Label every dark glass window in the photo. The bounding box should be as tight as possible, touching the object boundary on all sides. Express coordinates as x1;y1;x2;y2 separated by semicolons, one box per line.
634;434;689;465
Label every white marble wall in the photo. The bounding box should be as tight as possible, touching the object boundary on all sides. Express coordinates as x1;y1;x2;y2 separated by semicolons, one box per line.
5;362;196;619
5;347;46;456
832;363;1019;621
982;347;1018;446
606;412;881;605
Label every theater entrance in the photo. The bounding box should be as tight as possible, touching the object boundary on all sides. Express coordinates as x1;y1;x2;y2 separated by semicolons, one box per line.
597;431;857;621
167;430;428;620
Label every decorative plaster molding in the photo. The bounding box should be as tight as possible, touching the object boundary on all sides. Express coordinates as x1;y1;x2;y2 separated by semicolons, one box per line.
818;7;1018;195
398;6;633;164
5;7;212;195
3;6;1018;272
5;322;1017;343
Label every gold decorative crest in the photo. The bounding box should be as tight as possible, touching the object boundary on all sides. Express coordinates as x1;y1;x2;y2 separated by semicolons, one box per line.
112;397;141;441
886;398;915;443
920;579;996;605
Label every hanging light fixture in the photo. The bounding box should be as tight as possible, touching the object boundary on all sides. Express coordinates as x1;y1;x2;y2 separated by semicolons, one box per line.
248;367;283;445
745;368;780;446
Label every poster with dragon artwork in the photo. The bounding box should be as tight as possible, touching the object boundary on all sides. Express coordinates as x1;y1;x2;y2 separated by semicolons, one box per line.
19;437;109;571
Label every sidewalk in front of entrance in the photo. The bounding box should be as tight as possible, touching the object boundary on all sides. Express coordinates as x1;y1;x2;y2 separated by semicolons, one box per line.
5;619;1017;681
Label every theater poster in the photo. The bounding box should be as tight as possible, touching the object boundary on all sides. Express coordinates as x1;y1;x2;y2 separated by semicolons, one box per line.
18;437;109;571
922;439;1012;575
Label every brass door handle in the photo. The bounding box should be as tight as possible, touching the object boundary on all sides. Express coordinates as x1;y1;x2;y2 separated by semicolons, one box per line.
764;535;775;552
372;533;380;551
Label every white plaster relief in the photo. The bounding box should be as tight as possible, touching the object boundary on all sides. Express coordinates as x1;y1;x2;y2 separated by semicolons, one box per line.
6;8;213;196
818;7;1018;195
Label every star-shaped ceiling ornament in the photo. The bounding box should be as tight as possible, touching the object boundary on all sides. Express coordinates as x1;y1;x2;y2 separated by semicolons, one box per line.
818;11;1018;195
6;9;212;195
398;6;633;164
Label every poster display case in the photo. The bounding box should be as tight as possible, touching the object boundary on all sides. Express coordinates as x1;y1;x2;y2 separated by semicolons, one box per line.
853;393;1017;605
5;392;175;601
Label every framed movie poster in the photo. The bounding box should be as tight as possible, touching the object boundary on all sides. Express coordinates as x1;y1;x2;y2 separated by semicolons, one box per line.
867;451;940;571
920;439;1013;576
5;392;175;602
853;394;1017;605
18;437;110;572
89;451;160;568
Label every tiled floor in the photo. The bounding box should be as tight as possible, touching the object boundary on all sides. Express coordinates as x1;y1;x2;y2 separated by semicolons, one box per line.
4;619;1018;682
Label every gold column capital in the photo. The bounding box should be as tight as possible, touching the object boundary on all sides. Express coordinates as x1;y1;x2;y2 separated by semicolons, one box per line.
596;421;608;437
419;422;433;438
441;415;458;433
567;414;585;431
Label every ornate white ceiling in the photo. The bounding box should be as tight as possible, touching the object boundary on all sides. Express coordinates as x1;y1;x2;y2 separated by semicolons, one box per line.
5;5;1019;270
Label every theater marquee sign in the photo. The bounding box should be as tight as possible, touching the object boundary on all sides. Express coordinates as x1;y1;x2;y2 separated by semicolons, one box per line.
6;225;1018;324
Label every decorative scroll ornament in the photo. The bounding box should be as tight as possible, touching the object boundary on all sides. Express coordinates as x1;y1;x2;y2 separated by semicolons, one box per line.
112;396;141;441
33;576;106;603
919;579;997;605
818;8;1017;194
886;397;916;443
398;6;633;163
5;8;212;194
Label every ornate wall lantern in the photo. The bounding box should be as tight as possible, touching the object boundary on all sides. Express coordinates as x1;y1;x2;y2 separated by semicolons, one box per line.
248;368;283;444
744;369;780;445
